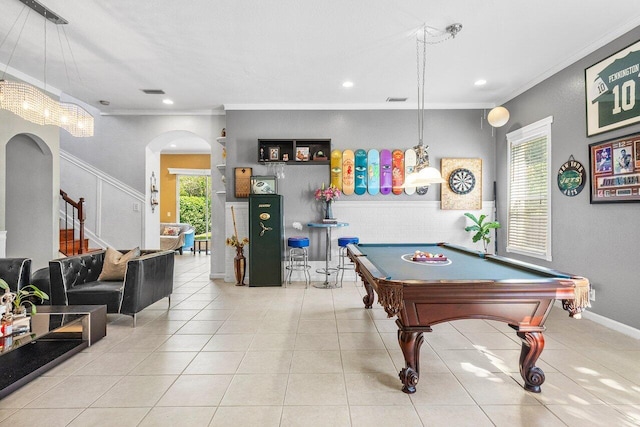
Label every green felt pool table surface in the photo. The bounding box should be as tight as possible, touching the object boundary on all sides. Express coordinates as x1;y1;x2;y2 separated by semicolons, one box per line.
349;242;571;282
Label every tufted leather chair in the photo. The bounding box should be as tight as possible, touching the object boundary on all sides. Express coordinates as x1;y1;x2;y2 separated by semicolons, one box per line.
0;258;31;292
48;249;175;326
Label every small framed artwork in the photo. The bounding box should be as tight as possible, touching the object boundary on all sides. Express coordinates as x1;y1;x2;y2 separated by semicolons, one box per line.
269;147;280;161
589;132;640;203
234;167;252;198
250;175;277;195
295;146;309;161
585;39;640;136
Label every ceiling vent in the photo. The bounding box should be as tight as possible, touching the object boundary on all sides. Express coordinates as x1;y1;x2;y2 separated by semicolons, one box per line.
141;89;166;95
386;97;408;102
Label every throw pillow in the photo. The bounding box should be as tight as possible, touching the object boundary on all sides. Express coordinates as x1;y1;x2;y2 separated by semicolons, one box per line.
98;247;141;281
161;226;181;236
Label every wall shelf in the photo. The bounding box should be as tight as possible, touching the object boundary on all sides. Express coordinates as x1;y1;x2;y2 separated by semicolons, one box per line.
216;164;226;171
216;137;226;146
258;139;331;165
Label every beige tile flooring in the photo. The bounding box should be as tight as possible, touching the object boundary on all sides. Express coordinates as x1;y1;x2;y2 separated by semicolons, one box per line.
1;255;640;426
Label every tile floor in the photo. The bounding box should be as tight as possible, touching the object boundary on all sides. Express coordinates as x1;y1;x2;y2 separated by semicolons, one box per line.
1;255;639;426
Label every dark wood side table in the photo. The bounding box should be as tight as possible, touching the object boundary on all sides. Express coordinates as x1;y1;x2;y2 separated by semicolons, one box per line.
194;239;210;255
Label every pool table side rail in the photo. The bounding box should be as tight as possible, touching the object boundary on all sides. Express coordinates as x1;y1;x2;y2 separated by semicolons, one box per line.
347;243;591;319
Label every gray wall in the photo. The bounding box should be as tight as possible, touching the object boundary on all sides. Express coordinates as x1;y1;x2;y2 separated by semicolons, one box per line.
496;26;640;329
61;114;222;193
225;109;496;260
6;135;54;268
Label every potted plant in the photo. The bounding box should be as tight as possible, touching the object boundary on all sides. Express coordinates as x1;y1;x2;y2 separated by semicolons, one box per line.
314;183;341;219
463;213;501;254
0;278;49;316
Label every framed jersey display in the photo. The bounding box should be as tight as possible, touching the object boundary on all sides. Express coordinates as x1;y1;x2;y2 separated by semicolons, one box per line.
585;39;640;136
440;158;482;210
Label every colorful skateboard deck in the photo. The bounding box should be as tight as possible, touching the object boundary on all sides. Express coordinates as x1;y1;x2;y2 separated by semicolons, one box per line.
342;149;355;195
354;149;367;195
379;149;392;195
416;181;429;195
392;149;404;195
404;148;417;195
367;149;380;195
330;149;343;190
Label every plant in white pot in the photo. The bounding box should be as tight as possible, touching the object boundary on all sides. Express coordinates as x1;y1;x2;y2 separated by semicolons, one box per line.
0;278;49;316
463;213;501;254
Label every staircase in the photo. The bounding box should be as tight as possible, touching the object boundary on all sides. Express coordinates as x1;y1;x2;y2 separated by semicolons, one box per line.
59;190;89;256
59;228;89;255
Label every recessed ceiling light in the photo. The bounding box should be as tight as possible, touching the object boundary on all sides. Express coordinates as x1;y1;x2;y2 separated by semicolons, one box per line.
163;99;174;105
170;143;177;148
474;79;487;86
342;81;354;88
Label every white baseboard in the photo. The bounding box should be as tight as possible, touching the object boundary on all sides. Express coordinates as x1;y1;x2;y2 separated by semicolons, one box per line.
582;309;640;340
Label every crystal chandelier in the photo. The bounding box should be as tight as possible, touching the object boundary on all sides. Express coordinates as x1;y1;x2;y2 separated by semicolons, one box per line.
0;0;94;137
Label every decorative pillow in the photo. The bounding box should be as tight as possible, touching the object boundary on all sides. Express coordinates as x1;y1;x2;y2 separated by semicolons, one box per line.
98;247;141;281
161;226;182;236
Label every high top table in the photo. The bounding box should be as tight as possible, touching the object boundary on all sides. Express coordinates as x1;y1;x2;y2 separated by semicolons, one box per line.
307;222;349;288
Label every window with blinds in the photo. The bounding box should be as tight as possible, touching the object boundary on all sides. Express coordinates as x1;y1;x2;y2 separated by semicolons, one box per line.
506;116;553;261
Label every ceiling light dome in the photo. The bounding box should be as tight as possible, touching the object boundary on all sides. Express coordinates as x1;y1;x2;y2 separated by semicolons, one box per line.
487;106;510;127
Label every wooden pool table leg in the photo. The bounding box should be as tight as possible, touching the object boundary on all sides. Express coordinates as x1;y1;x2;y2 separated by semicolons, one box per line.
362;280;375;309
516;330;546;393
397;321;427;394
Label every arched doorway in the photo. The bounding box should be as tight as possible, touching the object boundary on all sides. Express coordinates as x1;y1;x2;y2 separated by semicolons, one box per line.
144;131;211;248
5;134;54;267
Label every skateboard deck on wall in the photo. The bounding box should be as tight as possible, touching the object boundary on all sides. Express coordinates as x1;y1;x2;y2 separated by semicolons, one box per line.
392;149;404;195
367;149;380;195
330;149;343;190
380;149;392;195
354;149;367;195
342;149;355;195
404;148;417;195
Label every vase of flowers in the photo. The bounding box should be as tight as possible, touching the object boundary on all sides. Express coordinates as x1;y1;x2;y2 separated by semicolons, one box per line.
227;206;249;285
314;183;341;219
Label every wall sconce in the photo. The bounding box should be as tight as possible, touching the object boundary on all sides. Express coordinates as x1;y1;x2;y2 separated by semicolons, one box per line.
487;106;510;127
150;172;159;212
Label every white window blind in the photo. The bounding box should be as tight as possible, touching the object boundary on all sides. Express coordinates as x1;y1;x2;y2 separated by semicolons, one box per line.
506;116;553;260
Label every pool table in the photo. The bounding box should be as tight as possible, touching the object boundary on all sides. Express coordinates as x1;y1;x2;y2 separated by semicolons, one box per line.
347;242;590;394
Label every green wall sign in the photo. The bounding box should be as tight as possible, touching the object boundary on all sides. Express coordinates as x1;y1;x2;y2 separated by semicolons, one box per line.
557;155;586;197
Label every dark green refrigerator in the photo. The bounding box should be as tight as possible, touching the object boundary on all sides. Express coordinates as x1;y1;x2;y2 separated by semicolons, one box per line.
248;194;284;286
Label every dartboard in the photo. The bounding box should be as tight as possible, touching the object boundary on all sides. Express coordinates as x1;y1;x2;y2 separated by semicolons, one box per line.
448;168;476;195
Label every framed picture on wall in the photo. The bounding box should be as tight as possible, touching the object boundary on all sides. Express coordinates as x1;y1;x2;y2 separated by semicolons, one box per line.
585;39;640;136
268;147;280;161
589;132;640;203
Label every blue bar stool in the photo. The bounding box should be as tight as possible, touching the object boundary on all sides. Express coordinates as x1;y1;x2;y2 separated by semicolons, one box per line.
285;236;310;288
336;236;359;287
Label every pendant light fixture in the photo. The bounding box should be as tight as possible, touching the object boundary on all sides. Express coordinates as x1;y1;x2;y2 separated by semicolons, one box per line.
404;23;462;189
0;0;94;137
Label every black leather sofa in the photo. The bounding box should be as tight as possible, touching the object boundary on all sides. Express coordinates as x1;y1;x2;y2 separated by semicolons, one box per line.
49;249;175;326
0;258;31;292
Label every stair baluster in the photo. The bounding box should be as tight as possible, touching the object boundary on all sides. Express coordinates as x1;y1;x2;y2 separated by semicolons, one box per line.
59;190;86;255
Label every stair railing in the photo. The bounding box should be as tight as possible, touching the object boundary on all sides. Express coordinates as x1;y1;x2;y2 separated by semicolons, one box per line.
59;190;86;255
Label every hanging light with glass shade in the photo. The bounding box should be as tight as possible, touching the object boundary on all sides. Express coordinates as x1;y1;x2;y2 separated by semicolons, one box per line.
403;23;462;190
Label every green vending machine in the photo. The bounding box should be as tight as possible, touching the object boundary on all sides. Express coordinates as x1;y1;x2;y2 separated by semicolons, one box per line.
248;194;283;286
